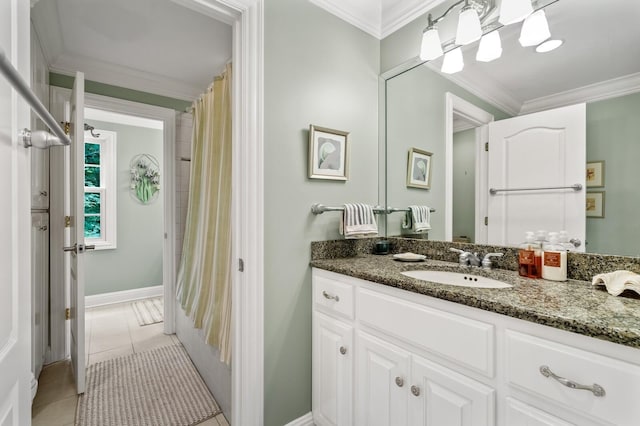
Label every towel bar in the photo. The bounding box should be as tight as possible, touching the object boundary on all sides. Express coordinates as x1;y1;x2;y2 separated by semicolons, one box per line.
311;204;436;215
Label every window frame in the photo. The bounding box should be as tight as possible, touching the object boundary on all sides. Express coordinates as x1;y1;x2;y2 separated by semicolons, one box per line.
84;129;117;250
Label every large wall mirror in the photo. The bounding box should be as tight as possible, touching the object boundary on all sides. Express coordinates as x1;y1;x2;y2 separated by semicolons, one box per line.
384;0;640;257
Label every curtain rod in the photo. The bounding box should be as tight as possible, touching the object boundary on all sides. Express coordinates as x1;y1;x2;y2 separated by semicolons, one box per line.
0;48;71;146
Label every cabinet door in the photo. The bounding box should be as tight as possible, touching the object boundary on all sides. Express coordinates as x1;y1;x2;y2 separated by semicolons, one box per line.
408;355;495;426
313;312;353;426
356;331;411;426
505;398;576;426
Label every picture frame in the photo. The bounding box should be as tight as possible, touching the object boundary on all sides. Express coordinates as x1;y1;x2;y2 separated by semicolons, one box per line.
308;125;349;181
586;191;605;218
586;161;605;188
406;148;433;189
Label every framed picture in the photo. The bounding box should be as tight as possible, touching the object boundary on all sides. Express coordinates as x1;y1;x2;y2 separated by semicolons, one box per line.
308;125;349;181
586;191;605;218
406;148;433;189
586;161;605;188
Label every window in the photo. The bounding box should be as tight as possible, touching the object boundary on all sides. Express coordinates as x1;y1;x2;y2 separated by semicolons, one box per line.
84;129;117;249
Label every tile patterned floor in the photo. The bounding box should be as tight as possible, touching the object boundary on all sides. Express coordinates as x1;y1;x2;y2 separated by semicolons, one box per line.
31;299;229;426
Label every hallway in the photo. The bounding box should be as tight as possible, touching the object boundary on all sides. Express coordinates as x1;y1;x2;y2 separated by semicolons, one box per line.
31;300;228;426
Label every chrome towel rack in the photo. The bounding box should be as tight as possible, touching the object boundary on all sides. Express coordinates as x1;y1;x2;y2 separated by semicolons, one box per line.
489;183;582;195
0;47;71;148
311;203;435;215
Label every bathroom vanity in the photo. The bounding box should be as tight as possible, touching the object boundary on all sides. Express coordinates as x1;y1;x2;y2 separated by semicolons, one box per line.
310;255;640;426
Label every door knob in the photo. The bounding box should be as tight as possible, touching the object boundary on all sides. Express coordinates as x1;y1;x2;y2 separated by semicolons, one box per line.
63;243;96;254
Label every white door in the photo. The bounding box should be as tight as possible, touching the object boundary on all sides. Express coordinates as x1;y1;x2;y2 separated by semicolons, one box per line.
356;331;410;426
0;0;34;421
312;312;353;426
486;104;586;250
68;72;87;394
408;355;494;426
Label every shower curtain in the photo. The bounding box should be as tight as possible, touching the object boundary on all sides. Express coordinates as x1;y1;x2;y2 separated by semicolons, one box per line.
176;63;232;364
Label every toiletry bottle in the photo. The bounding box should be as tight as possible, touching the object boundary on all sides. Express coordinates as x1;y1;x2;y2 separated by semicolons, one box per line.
519;232;540;278
534;230;548;278
542;232;567;281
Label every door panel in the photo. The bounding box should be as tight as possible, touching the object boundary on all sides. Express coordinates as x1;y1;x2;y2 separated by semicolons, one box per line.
409;355;494;426
69;72;86;394
505;398;576;426
487;104;586;250
356;331;410;426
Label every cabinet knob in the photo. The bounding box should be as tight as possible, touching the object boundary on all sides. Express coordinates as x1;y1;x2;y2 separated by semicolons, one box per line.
339;346;347;355
322;291;340;302
395;376;404;387
411;385;420;397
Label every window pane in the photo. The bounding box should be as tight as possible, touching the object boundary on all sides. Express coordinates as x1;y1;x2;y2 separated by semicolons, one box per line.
84;193;101;214
84;215;101;239
85;166;100;187
85;143;100;165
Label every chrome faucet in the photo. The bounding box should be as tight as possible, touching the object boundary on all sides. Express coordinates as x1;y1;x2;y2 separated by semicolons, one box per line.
450;248;503;269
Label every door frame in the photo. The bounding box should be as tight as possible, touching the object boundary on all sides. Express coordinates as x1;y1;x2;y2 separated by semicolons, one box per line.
48;0;264;423
445;92;494;242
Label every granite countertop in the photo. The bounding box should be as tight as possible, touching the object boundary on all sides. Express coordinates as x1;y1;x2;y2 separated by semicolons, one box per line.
310;255;640;349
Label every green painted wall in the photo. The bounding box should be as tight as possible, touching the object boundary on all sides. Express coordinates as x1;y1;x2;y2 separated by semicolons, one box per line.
49;72;191;111
586;92;640;257
84;119;164;296
453;128;476;242
385;65;509;238
264;0;380;424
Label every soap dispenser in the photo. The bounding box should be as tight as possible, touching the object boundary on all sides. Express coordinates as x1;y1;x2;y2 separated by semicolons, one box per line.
518;232;541;278
542;232;567;282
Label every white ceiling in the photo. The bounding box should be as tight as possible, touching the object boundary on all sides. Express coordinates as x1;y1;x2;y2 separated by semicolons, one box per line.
31;0;232;101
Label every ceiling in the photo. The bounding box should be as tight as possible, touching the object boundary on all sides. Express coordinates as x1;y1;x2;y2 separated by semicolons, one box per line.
315;0;640;115
31;0;232;101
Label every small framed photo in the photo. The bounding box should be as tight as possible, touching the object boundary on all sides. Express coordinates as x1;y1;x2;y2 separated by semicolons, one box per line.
586;161;605;188
308;125;349;181
586;191;605;218
406;148;433;189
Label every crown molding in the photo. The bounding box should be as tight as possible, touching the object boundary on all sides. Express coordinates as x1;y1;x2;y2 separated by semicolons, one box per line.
426;63;522;116
520;72;640;114
309;0;382;39
49;53;199;101
381;0;448;39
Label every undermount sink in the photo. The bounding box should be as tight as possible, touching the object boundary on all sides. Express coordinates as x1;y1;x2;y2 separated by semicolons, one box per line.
401;270;513;289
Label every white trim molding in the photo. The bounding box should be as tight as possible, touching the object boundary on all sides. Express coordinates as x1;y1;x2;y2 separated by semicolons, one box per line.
381;0;448;39
520;72;640;114
309;0;382;39
85;285;163;309
284;412;315;426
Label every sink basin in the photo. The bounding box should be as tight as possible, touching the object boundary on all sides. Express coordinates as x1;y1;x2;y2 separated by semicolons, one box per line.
401;270;513;289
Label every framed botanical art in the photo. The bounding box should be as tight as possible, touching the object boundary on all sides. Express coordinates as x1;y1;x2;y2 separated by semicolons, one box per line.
406;148;433;189
586;191;605;218
586;161;605;188
308;125;349;181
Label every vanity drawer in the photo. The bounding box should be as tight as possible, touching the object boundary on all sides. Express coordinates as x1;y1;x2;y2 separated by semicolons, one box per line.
313;273;355;321
357;287;495;377
505;330;640;426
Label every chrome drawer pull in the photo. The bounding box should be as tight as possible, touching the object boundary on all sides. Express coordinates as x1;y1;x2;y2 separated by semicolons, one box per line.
322;291;339;302
395;376;404;387
411;385;420;397
539;365;606;397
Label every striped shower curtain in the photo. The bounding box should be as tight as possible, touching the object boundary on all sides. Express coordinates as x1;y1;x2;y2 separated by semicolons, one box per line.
176;63;232;364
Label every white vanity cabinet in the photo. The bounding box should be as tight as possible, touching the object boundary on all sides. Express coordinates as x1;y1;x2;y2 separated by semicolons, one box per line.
311;267;640;426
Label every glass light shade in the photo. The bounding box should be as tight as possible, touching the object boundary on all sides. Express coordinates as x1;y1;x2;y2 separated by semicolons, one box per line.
420;27;444;61
519;9;551;47
476;31;502;62
441;48;464;74
499;0;533;25
536;39;563;53
455;7;482;45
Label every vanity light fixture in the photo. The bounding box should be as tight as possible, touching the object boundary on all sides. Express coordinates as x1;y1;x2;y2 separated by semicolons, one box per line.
499;0;533;25
519;9;551;47
476;30;502;62
536;38;563;53
441;48;465;74
420;16;444;61
455;1;483;45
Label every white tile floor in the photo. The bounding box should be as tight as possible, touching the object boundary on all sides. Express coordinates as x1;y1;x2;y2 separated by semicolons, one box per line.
33;299;229;426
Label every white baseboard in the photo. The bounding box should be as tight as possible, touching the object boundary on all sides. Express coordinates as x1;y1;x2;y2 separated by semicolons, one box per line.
85;285;163;308
284;412;314;426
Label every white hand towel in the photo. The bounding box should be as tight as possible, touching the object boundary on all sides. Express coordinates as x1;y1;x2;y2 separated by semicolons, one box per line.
340;203;378;239
592;270;640;296
407;205;431;233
